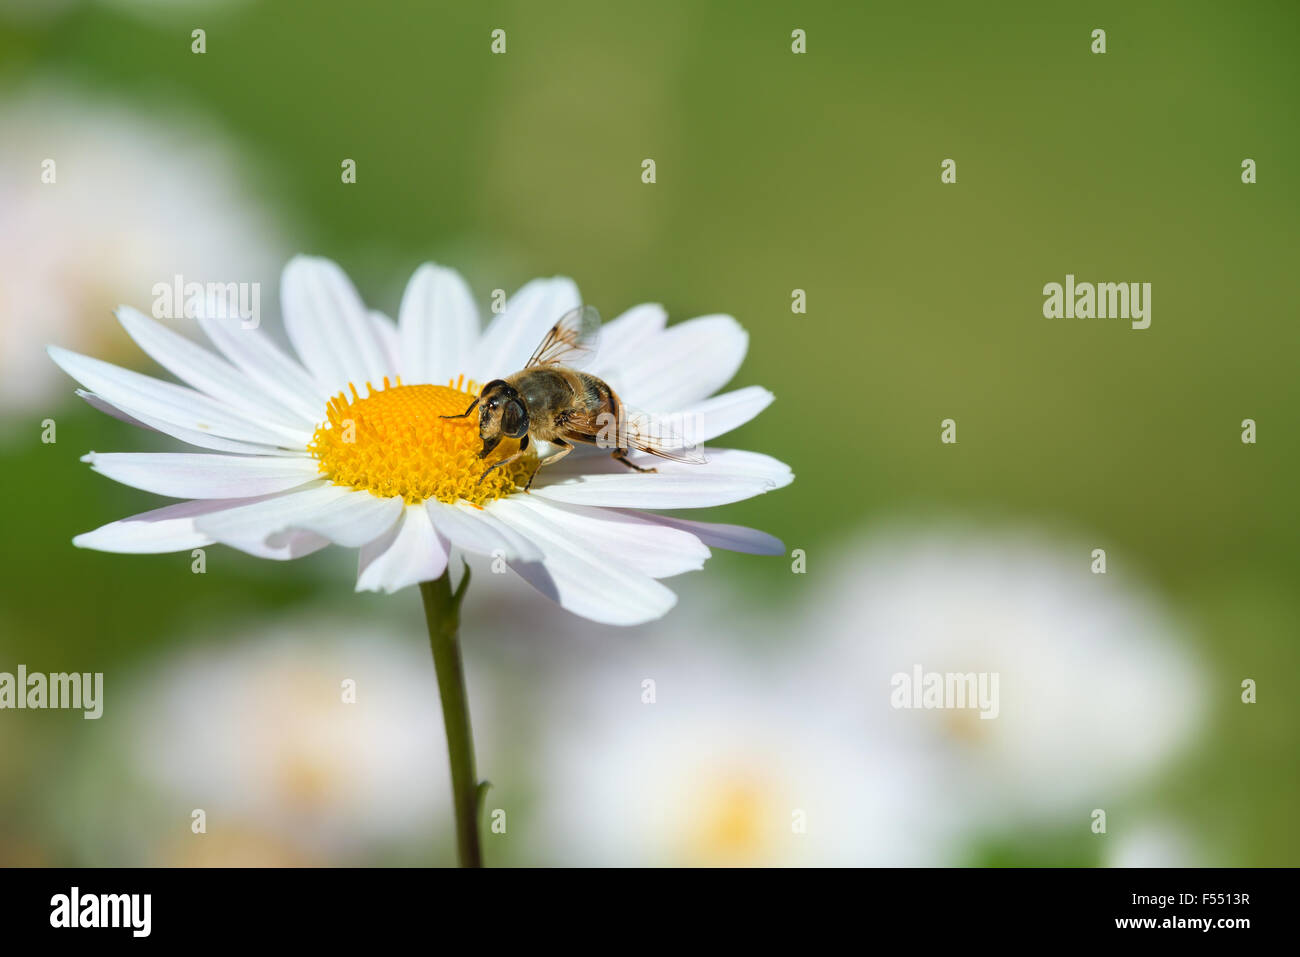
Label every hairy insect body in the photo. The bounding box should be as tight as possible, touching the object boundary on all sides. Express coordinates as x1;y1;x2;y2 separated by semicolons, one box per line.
508;368;615;445
442;304;704;487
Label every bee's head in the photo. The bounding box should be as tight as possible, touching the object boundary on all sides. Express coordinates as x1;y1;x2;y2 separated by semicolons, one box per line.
476;380;529;457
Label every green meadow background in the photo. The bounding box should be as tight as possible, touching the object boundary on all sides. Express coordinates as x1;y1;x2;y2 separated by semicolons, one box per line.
0;0;1296;865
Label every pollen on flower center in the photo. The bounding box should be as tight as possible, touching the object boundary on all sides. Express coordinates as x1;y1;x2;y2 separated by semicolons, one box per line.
309;377;533;506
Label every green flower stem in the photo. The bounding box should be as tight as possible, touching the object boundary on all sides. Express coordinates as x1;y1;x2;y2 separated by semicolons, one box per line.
419;567;484;868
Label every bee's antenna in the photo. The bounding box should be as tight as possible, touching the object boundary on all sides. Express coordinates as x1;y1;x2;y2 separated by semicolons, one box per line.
441;398;479;420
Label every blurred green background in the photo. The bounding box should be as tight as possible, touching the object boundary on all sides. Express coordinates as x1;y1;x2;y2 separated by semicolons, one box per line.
0;0;1296;866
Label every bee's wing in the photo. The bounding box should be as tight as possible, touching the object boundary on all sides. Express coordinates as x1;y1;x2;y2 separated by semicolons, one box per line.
621;407;709;465
525;305;601;369
547;404;709;465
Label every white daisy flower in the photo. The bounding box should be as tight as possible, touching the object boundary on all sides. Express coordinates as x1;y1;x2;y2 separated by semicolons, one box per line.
49;256;789;624
531;639;945;866
805;526;1206;832
118;618;457;864
1;85;286;418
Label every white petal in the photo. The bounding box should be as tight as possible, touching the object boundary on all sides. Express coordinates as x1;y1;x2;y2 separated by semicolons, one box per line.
195;482;401;550
545;445;793;483
531;448;792;508
197;314;328;423
662;448;794;487
623;512;785;555
115;306;311;432
398;264;480;385
281;255;390;395
356;505;449;593
76;390;157;432
74;499;221;553
426;500;542;562
370;310;402;375
489;498;677;625
470;277;580;382
530;473;767;509
288;489;403;547
678;385;774;443
447;545;468;593
611;314;747;409
82;452;320;499
76;390;304;456
231;528;333;561
503;497;709;578
73;496;331;560
48;346;303;448
586;303;666;378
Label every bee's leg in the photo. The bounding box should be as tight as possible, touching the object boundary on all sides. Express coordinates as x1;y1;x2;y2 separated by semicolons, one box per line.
611;449;657;474
477;448;528;485
441;398;479;420
525;440;571;491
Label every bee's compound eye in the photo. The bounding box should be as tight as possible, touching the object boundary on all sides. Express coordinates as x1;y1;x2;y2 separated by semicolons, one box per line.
501;399;528;438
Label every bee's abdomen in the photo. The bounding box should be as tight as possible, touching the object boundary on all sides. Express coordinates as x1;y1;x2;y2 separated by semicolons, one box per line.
576;372;618;417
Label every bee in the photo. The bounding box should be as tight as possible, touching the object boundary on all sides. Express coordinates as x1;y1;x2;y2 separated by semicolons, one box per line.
443;305;706;487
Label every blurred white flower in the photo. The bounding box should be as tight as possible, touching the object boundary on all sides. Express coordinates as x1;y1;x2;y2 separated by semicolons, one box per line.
0;85;286;419
451;524;1207;866
807;525;1206;836
533;632;946;866
121;617;456;863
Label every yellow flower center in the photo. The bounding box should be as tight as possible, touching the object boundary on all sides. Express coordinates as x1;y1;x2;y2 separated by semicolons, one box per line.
308;377;533;505
685;772;776;866
703;781;763;854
